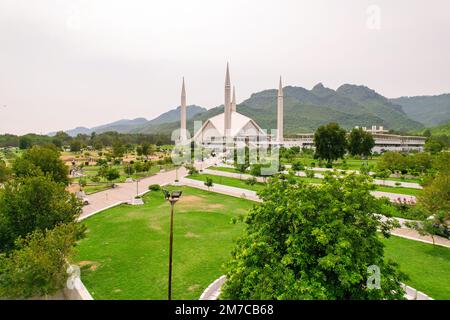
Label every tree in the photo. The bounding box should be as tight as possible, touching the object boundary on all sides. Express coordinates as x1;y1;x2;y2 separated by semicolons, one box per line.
314;123;347;164
0;175;82;252
0;223;83;299
69;140;82;152
348;128;375;158
0;160;11;183
291;160;305;172
112;140;125;159
105;167;120;182
377;152;407;174
12;145;69;185
204;177;214;190
18;136;32;150
417;172;450;217
424;137;444;155
221;174;405;300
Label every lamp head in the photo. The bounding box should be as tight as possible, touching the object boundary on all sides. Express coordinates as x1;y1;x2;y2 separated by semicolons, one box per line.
171;190;182;200
163;189;170;200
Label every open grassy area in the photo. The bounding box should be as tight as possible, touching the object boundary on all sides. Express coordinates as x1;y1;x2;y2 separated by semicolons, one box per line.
83;184;113;195
187;174;266;192
281;155;379;170
191;172;421;197
75;187;253;300
382;235;450;300
375;185;422;197
208;166;242;174
75;185;448;300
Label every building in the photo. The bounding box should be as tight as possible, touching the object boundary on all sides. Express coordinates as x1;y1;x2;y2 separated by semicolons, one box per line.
360;126;426;153
292;126;426;153
181;63;285;149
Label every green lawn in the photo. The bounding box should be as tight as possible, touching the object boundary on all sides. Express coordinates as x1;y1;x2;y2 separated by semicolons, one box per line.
282;156;379;171
187;173;266;192
190;172;421;197
84;184;113;195
75;187;253;300
383;177;423;184
74;186;448;300
208;166;242;174
375;185;422;197
382;235;450;300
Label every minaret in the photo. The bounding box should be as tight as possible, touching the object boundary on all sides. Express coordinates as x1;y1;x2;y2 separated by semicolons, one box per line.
224;63;231;136
180;77;187;141
277;76;284;142
231;86;237;112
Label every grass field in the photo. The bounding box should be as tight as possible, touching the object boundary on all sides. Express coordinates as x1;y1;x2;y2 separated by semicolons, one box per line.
187;174;266;192
382;235;450;300
190;172;421;197
208;166;241;174
75;186;449;300
75;187;253;300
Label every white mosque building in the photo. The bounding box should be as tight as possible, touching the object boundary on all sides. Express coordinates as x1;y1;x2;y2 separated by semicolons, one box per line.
179;63;285;149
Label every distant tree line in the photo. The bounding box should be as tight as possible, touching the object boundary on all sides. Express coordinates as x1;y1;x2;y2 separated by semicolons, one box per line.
0;131;172;149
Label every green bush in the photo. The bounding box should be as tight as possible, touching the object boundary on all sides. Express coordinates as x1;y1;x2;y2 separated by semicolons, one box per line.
149;184;161;191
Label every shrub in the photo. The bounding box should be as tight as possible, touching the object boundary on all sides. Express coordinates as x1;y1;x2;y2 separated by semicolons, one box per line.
149;184;161;191
245;177;257;186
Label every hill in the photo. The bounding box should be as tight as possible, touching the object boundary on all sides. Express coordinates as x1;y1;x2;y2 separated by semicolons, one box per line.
52;105;206;137
136;83;423;135
390;94;450;127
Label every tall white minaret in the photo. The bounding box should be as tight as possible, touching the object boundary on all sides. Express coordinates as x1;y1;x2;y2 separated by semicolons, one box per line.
180;77;187;141
277;76;284;142
224;63;232;136
231;86;237;112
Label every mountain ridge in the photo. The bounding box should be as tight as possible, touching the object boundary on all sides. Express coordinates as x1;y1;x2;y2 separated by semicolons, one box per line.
53;84;450;137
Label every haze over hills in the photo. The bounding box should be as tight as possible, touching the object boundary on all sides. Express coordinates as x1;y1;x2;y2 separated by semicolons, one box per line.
390;94;450;127
50;105;206;137
54;84;450;137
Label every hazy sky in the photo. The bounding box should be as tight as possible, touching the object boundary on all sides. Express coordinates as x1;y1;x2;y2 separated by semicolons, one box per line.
1;0;449;135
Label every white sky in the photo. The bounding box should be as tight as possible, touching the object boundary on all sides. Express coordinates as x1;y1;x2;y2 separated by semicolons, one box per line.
1;0;449;135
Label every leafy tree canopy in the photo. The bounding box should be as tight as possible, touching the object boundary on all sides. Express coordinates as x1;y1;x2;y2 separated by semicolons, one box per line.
222;174;405;300
12;145;69;185
348;128;375;157
0;223;83;299
314;123;347;164
0;175;82;252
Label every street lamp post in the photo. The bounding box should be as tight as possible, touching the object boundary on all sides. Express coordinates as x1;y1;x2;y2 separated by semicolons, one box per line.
163;189;183;300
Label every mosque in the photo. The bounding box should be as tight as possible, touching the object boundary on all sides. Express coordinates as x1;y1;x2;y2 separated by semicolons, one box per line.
178;63;286;149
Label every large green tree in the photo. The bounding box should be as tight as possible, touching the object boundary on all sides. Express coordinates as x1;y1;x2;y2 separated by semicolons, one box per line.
313;123;347;164
0;176;82;252
222;174;405;300
12;145;69;185
348;128;375;158
0;223;82;299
